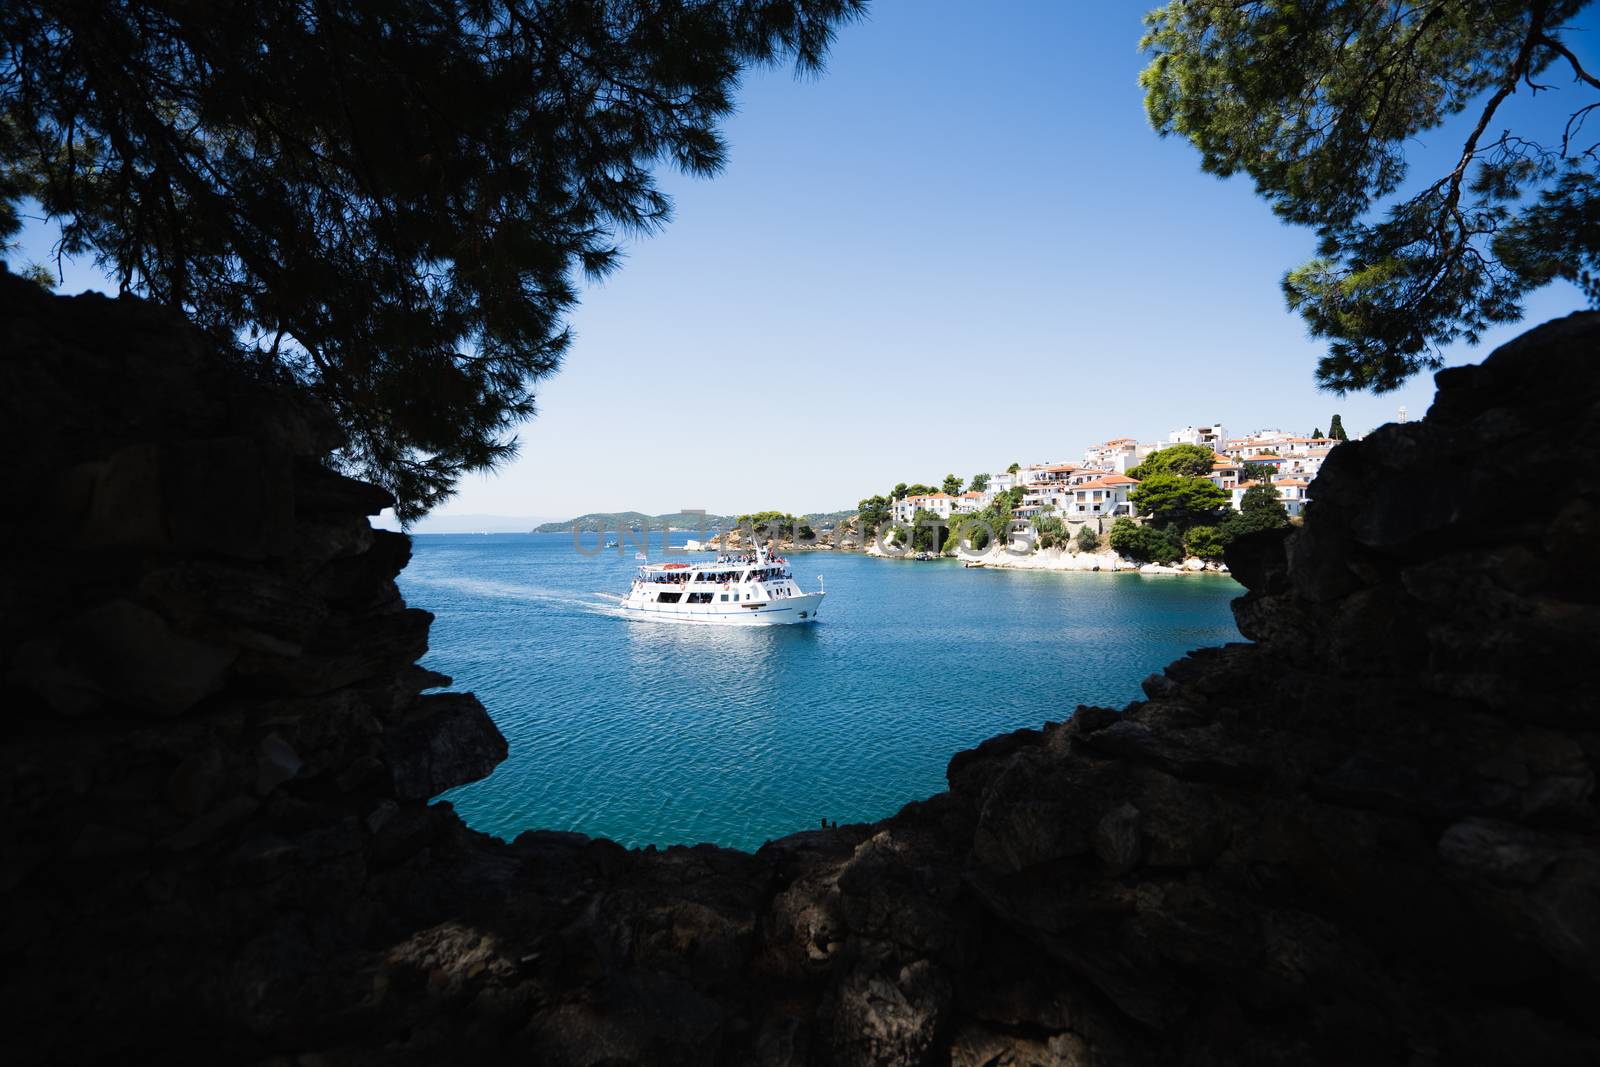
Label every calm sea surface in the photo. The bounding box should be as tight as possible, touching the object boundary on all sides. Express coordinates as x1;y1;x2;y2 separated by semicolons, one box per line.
399;532;1242;851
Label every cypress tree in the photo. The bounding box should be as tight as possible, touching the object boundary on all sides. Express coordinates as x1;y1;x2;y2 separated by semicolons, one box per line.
1328;414;1348;441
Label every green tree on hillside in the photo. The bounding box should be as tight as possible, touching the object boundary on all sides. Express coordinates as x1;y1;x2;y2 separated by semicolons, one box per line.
737;511;812;541
942;474;964;496
1128;443;1216;479
990;491;1020;538
1220;483;1291;542
1142;0;1600;394
1007;462;1021;474
1241;462;1277;484
1130;472;1230;528
1328;414;1348;442
909;508;944;552
970;473;991;492
1074;525;1100;552
892;483;937;500
1109;517;1183;563
1310;426;1323;440
945;515;988;554
1034;515;1068;549
1184;525;1227;561
1240;483;1289;523
856;495;891;535
0;1;864;520
946;500;1013;555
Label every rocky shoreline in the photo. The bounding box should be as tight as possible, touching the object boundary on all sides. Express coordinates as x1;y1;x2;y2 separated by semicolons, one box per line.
958;547;1230;575
863;541;1231;575
2;273;1596;1065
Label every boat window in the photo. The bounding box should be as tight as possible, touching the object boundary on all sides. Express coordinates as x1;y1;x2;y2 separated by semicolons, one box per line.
657;592;681;603
719;593;729;602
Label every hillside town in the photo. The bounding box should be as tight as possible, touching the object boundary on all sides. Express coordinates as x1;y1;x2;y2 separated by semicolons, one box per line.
887;421;1353;529
677;418;1371;570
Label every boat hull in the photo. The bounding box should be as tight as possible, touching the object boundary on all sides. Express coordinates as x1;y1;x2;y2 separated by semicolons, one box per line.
615;591;825;626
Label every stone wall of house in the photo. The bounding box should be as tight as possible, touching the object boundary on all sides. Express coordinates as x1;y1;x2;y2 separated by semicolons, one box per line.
1;269;1595;1064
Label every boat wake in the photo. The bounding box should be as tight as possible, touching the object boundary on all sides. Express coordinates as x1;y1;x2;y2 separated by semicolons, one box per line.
404;574;613;613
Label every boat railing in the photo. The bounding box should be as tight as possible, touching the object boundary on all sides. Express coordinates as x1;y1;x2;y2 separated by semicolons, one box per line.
636;566;793;583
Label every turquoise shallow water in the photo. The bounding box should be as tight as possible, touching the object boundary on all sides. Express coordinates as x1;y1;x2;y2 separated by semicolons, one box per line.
399;533;1243;851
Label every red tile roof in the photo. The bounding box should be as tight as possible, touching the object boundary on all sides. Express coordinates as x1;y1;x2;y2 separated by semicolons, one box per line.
1075;475;1138;491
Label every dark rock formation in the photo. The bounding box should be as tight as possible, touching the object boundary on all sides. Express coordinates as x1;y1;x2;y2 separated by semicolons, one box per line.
1;270;1596;1064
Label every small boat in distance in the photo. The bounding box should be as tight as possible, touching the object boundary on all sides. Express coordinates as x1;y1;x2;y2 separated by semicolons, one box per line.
598;540;824;626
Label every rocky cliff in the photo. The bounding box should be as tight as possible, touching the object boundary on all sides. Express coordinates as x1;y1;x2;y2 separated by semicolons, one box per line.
1;270;1595;1065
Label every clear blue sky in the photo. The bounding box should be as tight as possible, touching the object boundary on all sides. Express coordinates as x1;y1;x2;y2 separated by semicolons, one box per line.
12;0;1597;523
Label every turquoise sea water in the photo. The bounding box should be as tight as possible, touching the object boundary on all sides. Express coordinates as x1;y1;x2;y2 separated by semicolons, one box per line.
400;532;1242;851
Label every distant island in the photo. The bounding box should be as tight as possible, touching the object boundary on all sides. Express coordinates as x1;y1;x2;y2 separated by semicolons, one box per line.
533;511;735;534
532;509;856;534
377;512;559;534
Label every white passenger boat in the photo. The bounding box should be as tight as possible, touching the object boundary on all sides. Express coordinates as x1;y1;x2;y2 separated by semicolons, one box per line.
601;541;825;626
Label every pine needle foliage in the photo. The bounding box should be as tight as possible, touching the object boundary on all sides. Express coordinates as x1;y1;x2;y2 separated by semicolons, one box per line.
1142;0;1600;394
0;0;865;520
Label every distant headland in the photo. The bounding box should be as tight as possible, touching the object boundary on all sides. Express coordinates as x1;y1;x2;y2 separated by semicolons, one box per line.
533;509;856;534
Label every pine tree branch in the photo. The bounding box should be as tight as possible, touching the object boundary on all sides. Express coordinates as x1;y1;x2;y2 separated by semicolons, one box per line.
1537;32;1600;90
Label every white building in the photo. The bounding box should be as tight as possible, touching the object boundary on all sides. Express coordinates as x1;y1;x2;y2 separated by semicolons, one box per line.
988;470;1020;494
1238;440;1292;459
891;492;956;524
1248;428;1293;444
954;490;988;513
1066;474;1139;519
1230;478;1311;518
1274;478;1311;517
1207;459;1245;491
1281;445;1335;479
1220;429;1298;460
1017;464;1051;487
1167;423;1228;450
1036;463;1084;486
1016;482;1075;519
1083;437;1139;469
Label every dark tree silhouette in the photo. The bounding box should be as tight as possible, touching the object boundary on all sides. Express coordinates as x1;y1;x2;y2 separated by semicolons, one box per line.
0;0;864;519
1143;0;1600;394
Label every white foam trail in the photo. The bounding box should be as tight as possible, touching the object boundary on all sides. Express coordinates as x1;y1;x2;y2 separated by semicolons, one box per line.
405;574;602;611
